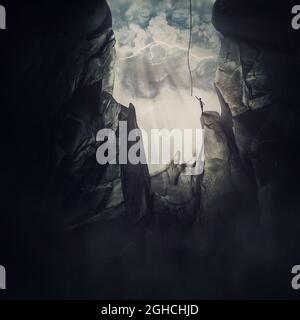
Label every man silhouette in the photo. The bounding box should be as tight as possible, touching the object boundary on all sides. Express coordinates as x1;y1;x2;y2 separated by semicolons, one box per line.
195;96;205;113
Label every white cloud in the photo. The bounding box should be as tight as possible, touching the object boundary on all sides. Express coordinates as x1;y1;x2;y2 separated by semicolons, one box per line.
109;0;219;56
107;0;220;171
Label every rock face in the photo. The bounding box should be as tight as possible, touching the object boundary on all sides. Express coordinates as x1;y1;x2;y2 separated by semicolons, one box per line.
151;158;200;221
213;0;300;221
5;1;151;227
2;0;152;298
208;0;300;295
200;111;258;227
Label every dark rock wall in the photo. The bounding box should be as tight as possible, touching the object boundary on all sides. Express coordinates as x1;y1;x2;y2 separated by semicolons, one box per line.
213;0;300;227
205;0;300;297
2;0;152;298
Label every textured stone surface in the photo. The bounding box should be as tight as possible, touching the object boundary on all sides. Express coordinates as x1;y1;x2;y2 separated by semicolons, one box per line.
200;111;259;236
211;0;300;268
151;159;200;221
2;1;152;298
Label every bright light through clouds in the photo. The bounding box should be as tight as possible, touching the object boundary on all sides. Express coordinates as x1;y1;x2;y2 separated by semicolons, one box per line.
108;0;220;172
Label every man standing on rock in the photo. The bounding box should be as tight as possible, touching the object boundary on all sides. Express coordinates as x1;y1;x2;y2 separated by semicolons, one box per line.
196;96;205;113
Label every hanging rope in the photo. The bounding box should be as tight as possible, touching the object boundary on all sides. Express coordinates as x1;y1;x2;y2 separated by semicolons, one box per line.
187;0;194;97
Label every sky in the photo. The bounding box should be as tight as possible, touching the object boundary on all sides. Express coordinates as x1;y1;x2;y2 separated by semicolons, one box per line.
107;0;220;172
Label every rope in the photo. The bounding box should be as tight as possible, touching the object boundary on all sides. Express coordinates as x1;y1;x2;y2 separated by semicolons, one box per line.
187;0;194;97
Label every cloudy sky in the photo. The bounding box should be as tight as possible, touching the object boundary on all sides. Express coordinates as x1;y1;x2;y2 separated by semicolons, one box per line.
107;0;220;172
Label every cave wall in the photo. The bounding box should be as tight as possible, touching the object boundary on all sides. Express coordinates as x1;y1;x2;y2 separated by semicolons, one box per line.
2;0;152;298
209;0;300;277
